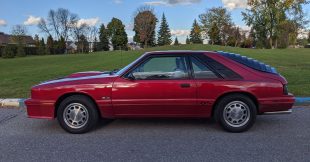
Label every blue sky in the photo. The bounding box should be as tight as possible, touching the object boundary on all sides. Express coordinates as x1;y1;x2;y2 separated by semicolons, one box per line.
0;0;309;43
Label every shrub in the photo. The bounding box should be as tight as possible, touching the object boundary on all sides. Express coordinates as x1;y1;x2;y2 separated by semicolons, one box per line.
16;45;26;57
25;47;38;55
37;46;46;55
2;45;16;58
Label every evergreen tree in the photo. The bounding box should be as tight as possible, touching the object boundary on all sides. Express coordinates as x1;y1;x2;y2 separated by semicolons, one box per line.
186;36;190;44
34;34;40;47
57;36;66;54
38;38;46;55
174;37;179;46
46;35;54;54
157;13;172;46
107;18;128;50
98;24;110;51
93;37;98;52
78;34;89;53
208;22;220;45
190;19;203;44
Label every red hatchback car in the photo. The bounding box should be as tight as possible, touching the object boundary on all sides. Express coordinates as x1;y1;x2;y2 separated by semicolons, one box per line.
25;51;295;133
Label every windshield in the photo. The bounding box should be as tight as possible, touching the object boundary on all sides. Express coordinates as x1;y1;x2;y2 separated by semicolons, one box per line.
115;55;144;75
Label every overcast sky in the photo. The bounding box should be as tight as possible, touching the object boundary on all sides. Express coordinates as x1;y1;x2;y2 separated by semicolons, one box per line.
0;0;309;43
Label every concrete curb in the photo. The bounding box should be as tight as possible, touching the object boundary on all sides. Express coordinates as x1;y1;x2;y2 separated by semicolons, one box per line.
0;98;25;109
0;97;310;109
295;97;310;106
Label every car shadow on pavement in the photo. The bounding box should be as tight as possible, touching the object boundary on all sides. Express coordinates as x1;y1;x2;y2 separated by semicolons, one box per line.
92;115;294;134
93;118;223;133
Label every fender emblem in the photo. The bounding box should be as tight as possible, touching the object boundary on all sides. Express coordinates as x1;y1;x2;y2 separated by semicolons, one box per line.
102;97;111;100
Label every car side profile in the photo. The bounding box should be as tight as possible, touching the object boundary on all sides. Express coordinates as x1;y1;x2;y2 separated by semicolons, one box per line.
25;51;295;133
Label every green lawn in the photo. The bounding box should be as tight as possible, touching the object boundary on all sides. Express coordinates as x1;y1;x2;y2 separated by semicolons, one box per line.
0;44;309;98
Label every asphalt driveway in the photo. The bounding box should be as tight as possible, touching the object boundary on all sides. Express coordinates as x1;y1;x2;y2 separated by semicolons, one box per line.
0;107;309;162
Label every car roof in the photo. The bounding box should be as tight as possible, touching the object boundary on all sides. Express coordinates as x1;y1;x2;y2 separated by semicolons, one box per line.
144;50;217;55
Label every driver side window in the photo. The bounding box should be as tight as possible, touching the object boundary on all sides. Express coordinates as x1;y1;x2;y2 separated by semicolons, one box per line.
128;56;189;80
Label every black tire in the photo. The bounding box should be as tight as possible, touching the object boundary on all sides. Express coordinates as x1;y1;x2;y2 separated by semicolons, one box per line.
57;95;99;134
214;94;257;133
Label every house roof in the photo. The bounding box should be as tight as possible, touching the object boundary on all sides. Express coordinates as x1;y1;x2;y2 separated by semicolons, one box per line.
0;32;35;45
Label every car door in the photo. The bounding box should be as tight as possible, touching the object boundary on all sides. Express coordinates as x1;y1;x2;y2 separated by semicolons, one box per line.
111;54;199;117
189;56;223;117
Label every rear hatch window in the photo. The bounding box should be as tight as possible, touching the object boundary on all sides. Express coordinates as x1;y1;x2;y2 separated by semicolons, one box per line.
217;51;278;75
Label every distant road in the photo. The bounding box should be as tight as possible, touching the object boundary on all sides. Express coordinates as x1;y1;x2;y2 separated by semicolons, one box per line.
0;107;309;162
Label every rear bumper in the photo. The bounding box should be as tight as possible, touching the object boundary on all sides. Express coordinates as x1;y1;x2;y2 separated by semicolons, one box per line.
259;94;295;114
24;98;55;119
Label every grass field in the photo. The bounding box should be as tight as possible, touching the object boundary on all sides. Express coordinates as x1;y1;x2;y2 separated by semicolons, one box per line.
0;44;309;98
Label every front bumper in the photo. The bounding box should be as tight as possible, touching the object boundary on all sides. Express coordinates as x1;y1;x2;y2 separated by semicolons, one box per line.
259;94;295;114
24;98;55;119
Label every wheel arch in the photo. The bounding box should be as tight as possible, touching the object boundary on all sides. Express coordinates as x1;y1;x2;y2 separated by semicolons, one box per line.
54;92;100;118
211;91;259;117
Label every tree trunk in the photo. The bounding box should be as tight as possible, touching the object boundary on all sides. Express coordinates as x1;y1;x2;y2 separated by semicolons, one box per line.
144;40;148;48
269;37;273;49
275;38;278;49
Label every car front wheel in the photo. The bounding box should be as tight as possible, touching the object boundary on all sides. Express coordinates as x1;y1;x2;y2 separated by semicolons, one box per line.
215;94;257;132
57;95;99;134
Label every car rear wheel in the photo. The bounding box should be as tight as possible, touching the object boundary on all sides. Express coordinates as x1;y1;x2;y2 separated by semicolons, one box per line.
214;94;257;132
57;95;99;134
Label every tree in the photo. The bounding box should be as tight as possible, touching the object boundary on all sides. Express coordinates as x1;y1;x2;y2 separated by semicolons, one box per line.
277;20;295;48
174;37;179;46
11;25;27;44
157;13;172;46
233;27;242;47
227;27;241;47
56;36;66;54
38;8;78;41
208;22;220;45
133;6;158;48
93;37;98;52
85;26;98;52
77;34;89;53
34;34;40;47
249;28;256;47
107;18;128;50
46;35;54;54
242;0;309;48
98;24;110;51
199;7;232;44
11;25;27;57
222;23;233;46
72;23;88;51
190;19;203;44
186;36;190;44
308;31;310;43
38;38;47;55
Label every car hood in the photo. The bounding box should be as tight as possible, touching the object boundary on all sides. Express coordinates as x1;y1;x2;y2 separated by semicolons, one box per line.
66;71;110;78
37;71;116;86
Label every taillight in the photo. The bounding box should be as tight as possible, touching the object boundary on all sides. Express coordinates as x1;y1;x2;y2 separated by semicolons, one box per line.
283;84;288;95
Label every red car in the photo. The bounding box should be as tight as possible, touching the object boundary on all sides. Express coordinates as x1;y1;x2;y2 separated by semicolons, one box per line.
25;51;295;133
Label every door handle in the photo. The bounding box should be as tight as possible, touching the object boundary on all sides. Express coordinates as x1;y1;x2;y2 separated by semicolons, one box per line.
180;83;191;88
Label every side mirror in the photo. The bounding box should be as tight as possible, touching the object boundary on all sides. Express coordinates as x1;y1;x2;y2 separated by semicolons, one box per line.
127;73;136;80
